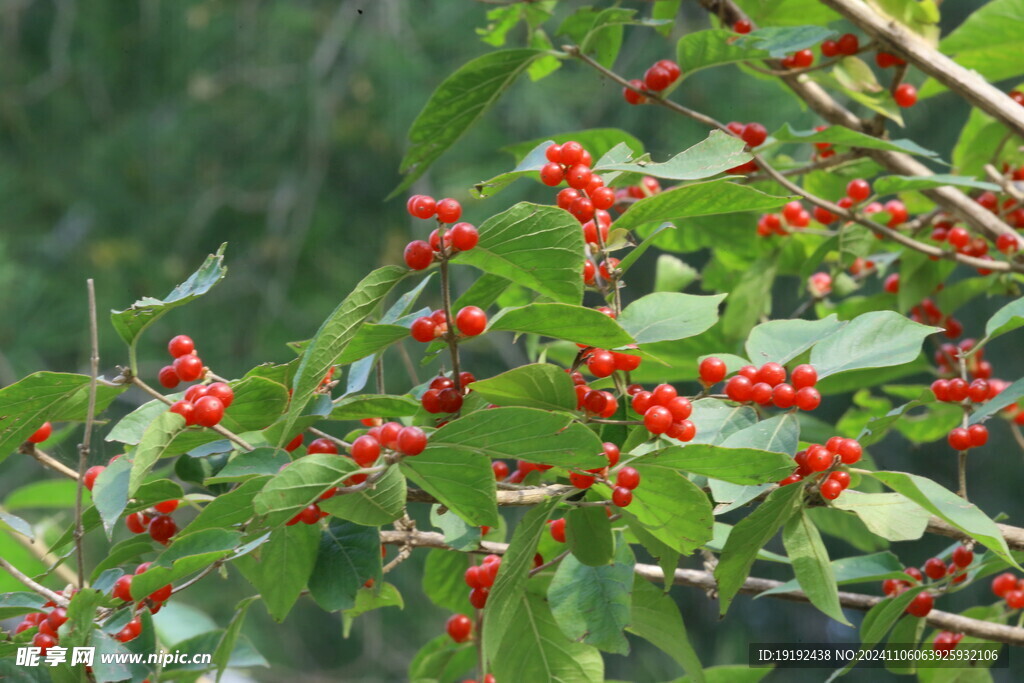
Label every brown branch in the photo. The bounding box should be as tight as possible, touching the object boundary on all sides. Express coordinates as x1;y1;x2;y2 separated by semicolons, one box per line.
74;278;99;587
22;445;80;480
0;557;69;607
926;516;1024;552
819;0;1024;139
378;529;1024;646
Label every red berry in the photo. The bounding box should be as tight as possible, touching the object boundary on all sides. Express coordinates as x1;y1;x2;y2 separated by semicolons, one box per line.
779;473;803;486
734;19;752;33
837;439;862;464
570;471;595;489
699;357;727;385
409;195;437;219
771;383;796;409
149;584;173;604
820;479;843;500
154;499;179;514
750;382;773;405
351;435;380;466
83;465;105;492
952;546;973;568
643;406;673;434
46;607;68;630
806;445;833;472
790;364;817;389
397;427;428;456
435;198;462;223
184;384;208;402
192;396;225;428
906;592;934;617
540;162;564;186
612;486;633;507
559;141;584;166
149;515;177;544
27;422;52;444
643;64;674;91
623;79;648;105
795;387;821;411
947;378;969;402
546;144;562;163
894;83;917;108
924;557;947;580
846;179;871;202
612;351;641;372
725;375;754;402
308;437;339;455
757;362;786;386
616;466;640;490
1007;590;1024;609
586;350;616;378
125;512;150;534
993;572;1017;597
205;382;234;408
379;422;402;450
446;613;472;642
883;273;900;293
997;233;1021;254
169;400;195;426
968;424;988;447
456;307;487;336
550;518;567;543
492;460;509;480
173;354;204;382
33;633;57;654
631;391;653;414
931;379;950;402
651;383;677;406
565;164;593;190
410;317;438;343
469;587;489;609
837;33;859;55
583;389;609;415
437;387;463;413
821;40;840;58
602;442;620;467
947;427;971;451
158;366;181;389
741;122;768;148
450;223;479;251
828;471;851;489
113;575;134;601
168;334;195;358
666;397;692;421
404;240;434;270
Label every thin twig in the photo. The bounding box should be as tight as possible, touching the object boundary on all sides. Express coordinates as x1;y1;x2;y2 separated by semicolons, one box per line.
308;427;352;450
0;557;69;606
439;237;463;395
21;445;80;480
73;279;99;588
529;548;570;576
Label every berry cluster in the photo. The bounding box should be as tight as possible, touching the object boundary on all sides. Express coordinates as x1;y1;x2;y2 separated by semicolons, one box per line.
881;546;975;618
411;306;487;342
158;334;205;388
112;562;174;626
780;436;863;498
421;373;475;414
779;49;814;70
632;384;696;440
931;377;996;404
932;630;965;656
403;196;480;271
622;59;681;105
125;499;179;544
463;553;503;609
542;143;614;227
756;200;811;236
169;381;233;428
907;297;962;338
724;362;821;411
820;33;860;59
991;571;1024;609
934;339;992;379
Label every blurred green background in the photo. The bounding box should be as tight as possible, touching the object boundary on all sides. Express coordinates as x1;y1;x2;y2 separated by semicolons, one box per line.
2;0;1020;681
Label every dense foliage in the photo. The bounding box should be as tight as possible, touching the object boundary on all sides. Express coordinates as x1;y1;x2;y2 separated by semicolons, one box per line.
3;0;1024;681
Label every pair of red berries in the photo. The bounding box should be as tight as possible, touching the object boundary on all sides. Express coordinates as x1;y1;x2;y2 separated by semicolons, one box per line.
923;545;974;580
622;59;681;105
780;50;814;69
126;510;178;544
403;224;479;270
725;362;821;411
158;334;205;388
756;200;813;238
113;562;173;612
632;384;696;440
992;571;1024;608
880;567;935;617
934;340;993;380
821;33;861;59
407;195;462;223
286;502;329;526
947;424;988;451
169;381;233;428
931;377;992;404
610;465;640;507
357;423;428;459
464;554;502;609
421;373;474;414
410;306;487;342
725;120;768;149
933;631;964;655
583;346;641;378
875;51;906;68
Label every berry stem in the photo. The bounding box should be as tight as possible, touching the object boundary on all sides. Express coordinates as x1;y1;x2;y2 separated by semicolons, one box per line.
530;548;571;577
128;374;257;452
73;278;100;589
307;428;352;450
956;352;971;501
437;229;463;396
475;610;486;682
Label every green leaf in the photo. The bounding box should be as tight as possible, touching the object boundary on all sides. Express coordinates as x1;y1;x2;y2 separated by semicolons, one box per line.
983;296;1024;342
319;464;406;526
307;519;382;612
619;293;725;345
60;588;103;649
596;131;751;180
393;49;543;195
809;311;940;378
873;174;1000;195
673;665;772;683
110;243;227;348
467;363;577;412
490;592;605;682
408;634;476;683
0;372;124;465
502;128;643;165
130;527;243;598
283;265;406;442
335;324;409;365
213;596;259;681
473;139;555;199
869;471;1019;569
733;0;841;25
970;376;1024;424
204;449;288;485
253;453;356;527
832;55;884;94
676;26;833;75
484;499;561;662
579;8;638;69
549;534;634;655
330;394;420;420
759;550;907;596
782;510;851;626
952;108;1022;177
861;585;925;647
618;224;676;276
736;25;837;57
687;399;758;445
628;576;705;681
567;505;615;567
431;504;481;551
744;315;843;366
721;257;777;341
722;413;800;455
624;464;713;555
897;250;956;314
831;491;930;542
92;455;132;538
0;592;46;620
455;203;585;304
128;411;186;496
646;444;794;485
771;124;938;157
488;303;634;348
611;179;794;233
654;254;698;292
925;0;1024;97
236;524;319;621
422;549;475;615
714;483;803;615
